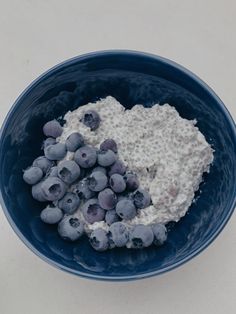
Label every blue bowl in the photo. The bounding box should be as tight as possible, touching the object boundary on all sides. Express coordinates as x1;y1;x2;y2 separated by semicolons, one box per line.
0;51;236;281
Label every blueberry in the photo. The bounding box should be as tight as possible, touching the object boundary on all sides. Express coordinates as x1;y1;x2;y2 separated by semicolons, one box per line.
31;182;47;202
88;171;108;192
41;177;66;201
47;166;58;177
152;223;167;246
105;209;120;225
108;160;127;176
58;192;80;214
124;172;139;191
44;143;67;161
73;178;96;200
42;137;56;149
97;149;117;167
109;174;126;193
82;199;105;223
57;160;80;184
100;139;117;153
40;206;63;224
81;110;100;131
74;145;97;168
58;216;84;241
65;132;84;152
129;225;154;248
33;156;54;174
108;222;129;247
90;228;109;251
92;166;107;175
133;188;151;209
98;188;117;210
115;199;136;220
43;120;63;138
23;166;43;185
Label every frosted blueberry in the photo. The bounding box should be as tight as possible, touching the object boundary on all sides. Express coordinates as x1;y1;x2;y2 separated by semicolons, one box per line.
133;188;151;209
82;199;105;224
40;206;63;224
73;178;96;200
58;192;80;214
43;120;63;138
108;222;129;247
47;166;58;177
129;225;154;248
44;143;67;161
74;145;97;168
33;156;54;174
90;228;109;251
109;174;126;193
23;166;43;185
105;209;120;225
58;216;84;241
115;199;136;220
65;132;84;152
41;177;66;201
88;171;108;192
100;139;117;153
81;110;100;131
31;182;47;202
124;172;139;191
108;160;126;176
97;149;117;167
57;160;80;184
42;137;56;149
98;188;117;210
152;223;167;246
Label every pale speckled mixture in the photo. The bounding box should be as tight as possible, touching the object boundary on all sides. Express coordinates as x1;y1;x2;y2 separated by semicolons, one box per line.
57;96;214;232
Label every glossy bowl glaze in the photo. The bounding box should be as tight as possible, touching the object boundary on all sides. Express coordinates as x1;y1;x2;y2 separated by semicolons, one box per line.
0;51;235;281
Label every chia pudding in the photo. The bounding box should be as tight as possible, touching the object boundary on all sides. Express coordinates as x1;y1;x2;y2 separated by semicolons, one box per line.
58;96;214;231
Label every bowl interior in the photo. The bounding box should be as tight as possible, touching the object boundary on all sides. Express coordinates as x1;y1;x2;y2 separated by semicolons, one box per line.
0;52;235;280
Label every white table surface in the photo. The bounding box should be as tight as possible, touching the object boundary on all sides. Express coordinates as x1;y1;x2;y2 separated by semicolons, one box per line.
0;1;235;313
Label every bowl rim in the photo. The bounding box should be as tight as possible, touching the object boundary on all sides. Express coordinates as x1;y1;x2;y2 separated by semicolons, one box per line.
0;49;236;281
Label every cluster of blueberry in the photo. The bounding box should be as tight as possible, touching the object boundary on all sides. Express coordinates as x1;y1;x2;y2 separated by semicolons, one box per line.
23;110;167;251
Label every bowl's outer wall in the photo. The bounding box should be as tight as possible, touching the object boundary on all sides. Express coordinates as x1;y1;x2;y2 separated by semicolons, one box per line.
0;51;235;280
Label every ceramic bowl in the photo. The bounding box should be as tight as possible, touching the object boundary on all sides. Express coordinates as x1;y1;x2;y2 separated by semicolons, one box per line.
0;51;235;281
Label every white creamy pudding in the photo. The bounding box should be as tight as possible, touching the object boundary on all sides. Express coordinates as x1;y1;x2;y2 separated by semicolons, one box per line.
58;96;214;232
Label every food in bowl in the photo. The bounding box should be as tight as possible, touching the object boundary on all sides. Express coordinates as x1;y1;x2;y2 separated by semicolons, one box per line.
22;96;214;251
